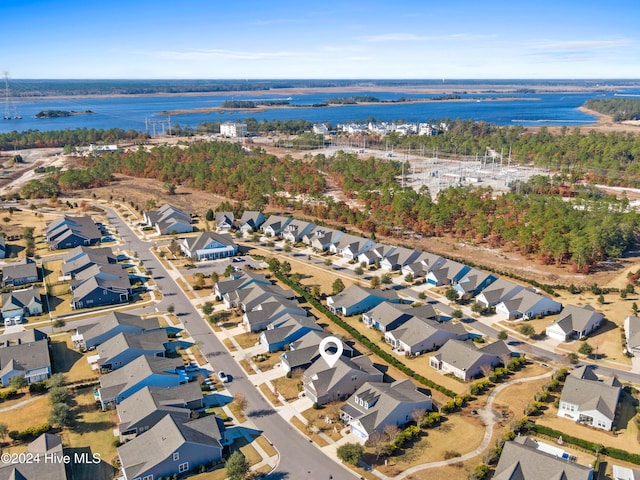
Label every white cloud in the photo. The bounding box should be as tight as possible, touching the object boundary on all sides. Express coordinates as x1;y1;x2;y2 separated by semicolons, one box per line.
360;32;496;43
150;49;301;61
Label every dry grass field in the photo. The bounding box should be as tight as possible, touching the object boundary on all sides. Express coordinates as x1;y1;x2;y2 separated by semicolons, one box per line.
50;334;97;383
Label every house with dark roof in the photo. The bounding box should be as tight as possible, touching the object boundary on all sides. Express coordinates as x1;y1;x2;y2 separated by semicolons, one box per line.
0;337;51;386
224;282;295;311
71;311;156;350
143;204;193;235
329;233;376;260
362;302;438;332
0;236;6;259
425;259;470;287
303;352;384;405
279;332;353;374
429;339;513;382
359;244;396;267
0;433;68;480
475;278;524;308
624;315;640;357
242;297;308;333
238;210;266;234
180;232;238;261
282;219;316;243
91;329;170;373
494;436;593;480
46;215;101;250
340;379;432;442
546;305;604;341
262;214;293;237
557;365;621;431
452;268;497;300
327;285;403;316
401;251;446;278
2;257;38;286
380;246;423;271
95;355;188;409
385;317;469;355
304;227;343;251
116;383;203;439
61;245;116;278
214;211;234;232
70;263;131;309
496;288;562;320
260;313;323;352
117;414;224;480
0;328;48;348
213;271;272;300
1;286;43;320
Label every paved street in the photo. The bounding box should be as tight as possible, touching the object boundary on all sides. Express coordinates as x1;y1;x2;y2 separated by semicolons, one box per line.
103;207;358;480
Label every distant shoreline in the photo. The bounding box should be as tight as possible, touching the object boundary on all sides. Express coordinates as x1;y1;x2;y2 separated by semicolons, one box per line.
158;96;538;116
13;82;633;101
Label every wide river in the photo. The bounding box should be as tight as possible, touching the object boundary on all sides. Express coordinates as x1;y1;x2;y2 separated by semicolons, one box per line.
2;89;639;134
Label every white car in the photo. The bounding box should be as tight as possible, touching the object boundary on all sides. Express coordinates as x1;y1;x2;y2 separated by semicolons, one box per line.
218;371;230;383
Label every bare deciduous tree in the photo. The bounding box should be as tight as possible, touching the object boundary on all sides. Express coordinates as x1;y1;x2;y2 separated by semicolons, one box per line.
383;424;400;442
410;408;426;425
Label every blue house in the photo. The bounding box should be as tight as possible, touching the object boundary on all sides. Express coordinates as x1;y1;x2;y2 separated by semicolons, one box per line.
452;268;497;300
259;313;323;352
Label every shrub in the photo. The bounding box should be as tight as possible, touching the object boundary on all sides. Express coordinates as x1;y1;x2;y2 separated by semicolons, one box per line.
336;442;364;465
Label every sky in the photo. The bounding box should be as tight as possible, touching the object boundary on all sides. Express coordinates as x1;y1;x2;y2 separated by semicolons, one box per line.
1;0;639;79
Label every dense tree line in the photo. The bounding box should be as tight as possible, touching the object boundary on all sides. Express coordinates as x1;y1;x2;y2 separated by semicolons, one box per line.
584;98;640;121
0;128;146;151
81;141;325;208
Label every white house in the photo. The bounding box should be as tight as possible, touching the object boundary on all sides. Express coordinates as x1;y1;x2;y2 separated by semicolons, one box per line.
220;122;247;137
557;365;621;431
624;315;640;356
180;232;238;261
546;305;604;341
496;288;562;320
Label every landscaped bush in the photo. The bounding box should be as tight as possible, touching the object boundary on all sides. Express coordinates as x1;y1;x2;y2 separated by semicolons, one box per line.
0;388;18;402
8;423;51;442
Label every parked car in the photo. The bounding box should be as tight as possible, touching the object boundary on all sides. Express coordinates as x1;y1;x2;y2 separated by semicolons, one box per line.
218;371;230;383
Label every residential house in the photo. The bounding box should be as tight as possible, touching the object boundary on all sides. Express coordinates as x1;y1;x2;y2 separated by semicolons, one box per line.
425;259;470;287
494;436;594;480
91;329;170;373
624;315;640;356
259;313;323;352
117;414;224;480
613;465;640;480
304;227;343;251
546;305;604;341
279;331;353;374
380;246;422;271
224;282;295;311
61;245;116;279
71;311;156;350
2;257;38;286
0;433;68;480
475;278;524;308
180;232;238;261
340;379;432;442
0;337;51;386
401;252;446;279
117;383;203;439
362;302;417;332
262;214;293;237
282;219;316;243
238;210;266;234
70;263;131;309
385;317;469;355
46;215;101;249
359;244;396;267
452;268;497;300
429;339;513;382
95;355;188;409
329;233;376;260
0;235;5;259
327;285;403;316
213;271;272;300
214;211;234;232
313;123;329;135
557;365;621;431
242;297;307;332
144;204;193;235
1;286;43;320
0;328;48;348
303;354;384;405
496;288;562;320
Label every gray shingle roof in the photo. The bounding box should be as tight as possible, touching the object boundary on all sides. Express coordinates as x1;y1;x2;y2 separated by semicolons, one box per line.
549;304;603;336
182;231;236;252
559;366;621;422
0;339;50;381
494;437;593;480
2;258;38;284
97;329;168;367
1;286;42;314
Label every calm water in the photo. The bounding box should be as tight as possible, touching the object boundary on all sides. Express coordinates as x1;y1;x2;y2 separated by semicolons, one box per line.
1;89;636;134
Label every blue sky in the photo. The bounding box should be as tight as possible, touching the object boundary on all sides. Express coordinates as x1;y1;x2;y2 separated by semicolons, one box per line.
2;0;639;79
